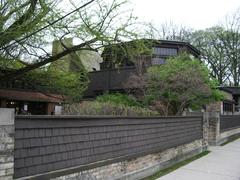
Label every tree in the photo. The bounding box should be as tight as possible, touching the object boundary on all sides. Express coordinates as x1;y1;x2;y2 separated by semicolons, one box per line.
0;0;55;68
25;68;89;101
142;11;240;86
0;0;138;81
145;54;222;115
189;9;240;86
0;0;139;100
190;27;231;85
143;21;193;41
219;11;240;86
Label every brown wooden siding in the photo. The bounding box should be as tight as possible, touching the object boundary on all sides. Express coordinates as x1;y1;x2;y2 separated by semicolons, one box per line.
85;67;137;97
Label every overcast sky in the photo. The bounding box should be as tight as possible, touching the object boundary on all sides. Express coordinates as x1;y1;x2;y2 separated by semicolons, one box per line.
129;0;240;30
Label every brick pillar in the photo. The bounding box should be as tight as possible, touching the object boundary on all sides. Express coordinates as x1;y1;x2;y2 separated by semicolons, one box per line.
0;108;15;179
207;112;220;145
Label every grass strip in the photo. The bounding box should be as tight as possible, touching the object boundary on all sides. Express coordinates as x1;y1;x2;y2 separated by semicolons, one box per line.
221;136;240;146
143;151;210;180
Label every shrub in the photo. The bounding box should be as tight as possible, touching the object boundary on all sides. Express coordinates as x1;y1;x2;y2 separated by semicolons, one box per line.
96;93;142;107
145;53;223;115
63;101;158;116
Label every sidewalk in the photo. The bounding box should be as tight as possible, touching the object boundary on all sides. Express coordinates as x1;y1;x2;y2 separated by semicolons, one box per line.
158;139;240;180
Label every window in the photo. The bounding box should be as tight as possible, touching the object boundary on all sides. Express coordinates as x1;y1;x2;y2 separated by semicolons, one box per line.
151;57;166;65
153;47;178;56
223;101;233;113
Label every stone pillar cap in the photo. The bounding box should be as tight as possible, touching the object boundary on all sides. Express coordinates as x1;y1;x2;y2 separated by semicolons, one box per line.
0;108;15;125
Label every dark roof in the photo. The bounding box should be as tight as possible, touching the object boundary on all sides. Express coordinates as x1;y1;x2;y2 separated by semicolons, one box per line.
218;86;240;95
0;89;65;103
153;39;201;56
103;39;201;56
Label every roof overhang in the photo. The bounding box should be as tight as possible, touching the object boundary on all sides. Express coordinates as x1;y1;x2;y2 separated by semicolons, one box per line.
0;89;65;103
218;86;240;96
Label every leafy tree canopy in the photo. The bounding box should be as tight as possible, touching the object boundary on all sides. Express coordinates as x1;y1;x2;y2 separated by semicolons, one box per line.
190;26;240;86
0;0;140;101
145;54;223;115
26;68;89;102
0;0;139;79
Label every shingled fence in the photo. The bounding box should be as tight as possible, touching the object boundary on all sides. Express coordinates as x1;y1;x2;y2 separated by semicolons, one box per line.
0;109;240;180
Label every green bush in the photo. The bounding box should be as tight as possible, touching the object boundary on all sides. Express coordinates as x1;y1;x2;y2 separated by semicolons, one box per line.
96;93;142;107
63;101;158;116
145;53;223;115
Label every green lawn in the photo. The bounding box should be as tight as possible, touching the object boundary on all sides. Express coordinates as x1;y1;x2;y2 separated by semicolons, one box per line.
143;151;210;180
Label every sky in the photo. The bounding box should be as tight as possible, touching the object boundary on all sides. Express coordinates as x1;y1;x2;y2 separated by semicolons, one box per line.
129;0;240;30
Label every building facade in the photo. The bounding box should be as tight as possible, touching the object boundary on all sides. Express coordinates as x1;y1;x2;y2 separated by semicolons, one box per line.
85;39;201;97
0;76;64;115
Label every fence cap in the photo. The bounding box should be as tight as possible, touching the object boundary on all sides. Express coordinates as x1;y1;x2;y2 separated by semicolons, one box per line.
0;108;14;125
16;114;202;120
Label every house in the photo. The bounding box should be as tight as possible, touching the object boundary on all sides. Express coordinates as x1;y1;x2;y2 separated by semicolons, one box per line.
218;87;240;114
206;86;240;115
84;39;201;97
0;39;200;114
100;39;200;69
0;38;104;115
0;73;65;115
219;86;240;112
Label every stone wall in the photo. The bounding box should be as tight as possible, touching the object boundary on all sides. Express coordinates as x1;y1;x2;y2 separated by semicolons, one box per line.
207;112;221;145
0;108;14;180
52;140;203;180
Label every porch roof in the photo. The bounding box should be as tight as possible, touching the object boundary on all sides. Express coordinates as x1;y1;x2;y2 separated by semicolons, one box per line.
0;89;65;103
219;87;240;96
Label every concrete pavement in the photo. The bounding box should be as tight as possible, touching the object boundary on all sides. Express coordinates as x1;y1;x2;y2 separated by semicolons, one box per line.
158;139;240;180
